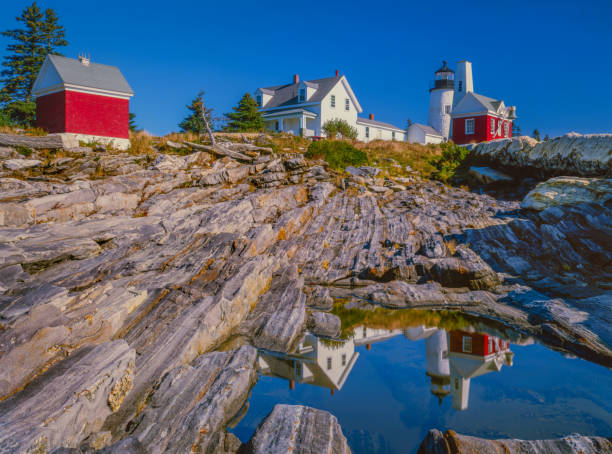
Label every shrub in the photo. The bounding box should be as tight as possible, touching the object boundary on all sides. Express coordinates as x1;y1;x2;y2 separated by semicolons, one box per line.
128;132;156;155
322;119;357;140
305;140;368;170
429;142;471;183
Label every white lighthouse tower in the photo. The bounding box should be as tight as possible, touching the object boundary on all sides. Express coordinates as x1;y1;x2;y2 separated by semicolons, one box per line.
427;61;454;139
453;60;474;107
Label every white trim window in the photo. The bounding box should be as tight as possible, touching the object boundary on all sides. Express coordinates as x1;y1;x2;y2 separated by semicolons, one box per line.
256;95;262;107
299;88;305;103
365;126;369;138
462;336;472;353
331;95;335;108
465;118;475;134
345;98;349;111
490;117;496;135
504;122;510;137
444;105;451;114
327;357;332;370
392;131;395;140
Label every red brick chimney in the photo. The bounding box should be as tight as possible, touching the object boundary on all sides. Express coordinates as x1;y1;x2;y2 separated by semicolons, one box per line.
293;74;299;84
335;69;339;77
369;113;374;120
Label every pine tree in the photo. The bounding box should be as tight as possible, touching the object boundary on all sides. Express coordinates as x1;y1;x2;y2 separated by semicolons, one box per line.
224;93;265;132
405;118;413;130
129;113;139;132
0;2;67;125
543;134;550;141
179;91;214;134
532;129;541;141
40;8;67;55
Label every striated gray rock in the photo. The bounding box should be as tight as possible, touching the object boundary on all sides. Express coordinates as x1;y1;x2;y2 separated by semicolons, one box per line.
242;404;351;454
4;158;42;171
417;429;612;454
472;133;612;177
521;176;612;210
125;345;257;454
0;340;135;454
307;311;341;338
0;132;610;451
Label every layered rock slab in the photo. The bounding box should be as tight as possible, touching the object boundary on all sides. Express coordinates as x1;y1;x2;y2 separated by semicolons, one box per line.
417;429;612;454
0;340;134;454
241;404;351;454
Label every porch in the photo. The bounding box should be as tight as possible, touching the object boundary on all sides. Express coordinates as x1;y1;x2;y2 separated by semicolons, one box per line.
262;108;318;137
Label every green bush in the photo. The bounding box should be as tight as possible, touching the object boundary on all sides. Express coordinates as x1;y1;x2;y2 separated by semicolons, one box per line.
305;140;368;170
322;119;357;140
429;142;471;183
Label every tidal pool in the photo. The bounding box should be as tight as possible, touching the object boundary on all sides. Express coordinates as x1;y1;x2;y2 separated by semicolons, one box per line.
231;315;612;453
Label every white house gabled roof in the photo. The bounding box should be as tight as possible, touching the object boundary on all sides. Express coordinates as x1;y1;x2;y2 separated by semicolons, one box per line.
32;54;134;98
256;75;362;113
409;123;444;137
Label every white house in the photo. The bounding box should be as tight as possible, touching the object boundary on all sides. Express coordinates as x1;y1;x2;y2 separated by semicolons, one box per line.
254;72;405;142
406;123;445;145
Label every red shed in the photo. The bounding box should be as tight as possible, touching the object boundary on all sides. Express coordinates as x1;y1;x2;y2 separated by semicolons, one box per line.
450;92;516;145
32;54;134;150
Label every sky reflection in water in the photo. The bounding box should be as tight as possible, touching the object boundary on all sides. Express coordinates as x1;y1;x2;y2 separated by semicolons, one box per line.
231;321;612;454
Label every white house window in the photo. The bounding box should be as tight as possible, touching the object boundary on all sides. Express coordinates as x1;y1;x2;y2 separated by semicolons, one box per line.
275;120;279;131
256;95;262;107
299;88;305;103
444;105;451;114
462;336;472;353
345;98;349;111
488;337;493;353
504;122;510;137
365;126;369;138
296;362;302;376
465;118;475;134
331;95;335;108
392;131;395;140
327;357;332;370
458;81;463;92
341;354;346;366
490;118;495;135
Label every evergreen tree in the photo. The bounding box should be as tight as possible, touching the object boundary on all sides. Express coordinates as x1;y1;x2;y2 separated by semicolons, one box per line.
0;2;67;125
405;118;413;130
224;93;265;132
179;91;214;134
40;8;67;55
543;134;550;141
129;113;139;132
532;129;541;141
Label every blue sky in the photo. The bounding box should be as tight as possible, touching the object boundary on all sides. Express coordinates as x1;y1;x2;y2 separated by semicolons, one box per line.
2;0;611;137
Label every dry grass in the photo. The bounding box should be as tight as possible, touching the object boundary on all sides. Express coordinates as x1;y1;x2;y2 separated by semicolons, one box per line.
128;131;156;156
354;140;443;178
0;125;47;136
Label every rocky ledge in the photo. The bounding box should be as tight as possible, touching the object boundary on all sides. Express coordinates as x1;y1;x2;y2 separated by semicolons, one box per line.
418;429;612;454
0;134;610;453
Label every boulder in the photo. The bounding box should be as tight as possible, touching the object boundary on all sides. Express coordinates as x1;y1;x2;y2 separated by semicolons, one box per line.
307;311;341;338
472;133;612;177
242;404;351;454
521;176;612;211
417;429;612;454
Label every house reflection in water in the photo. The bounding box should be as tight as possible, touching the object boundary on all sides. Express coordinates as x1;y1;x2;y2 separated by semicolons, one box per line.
256;325;514;409
257;333;359;393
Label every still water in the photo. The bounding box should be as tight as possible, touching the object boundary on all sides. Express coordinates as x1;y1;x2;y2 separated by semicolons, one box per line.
231;317;612;454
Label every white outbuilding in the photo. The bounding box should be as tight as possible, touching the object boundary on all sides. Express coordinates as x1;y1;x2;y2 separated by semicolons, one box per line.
406;123;445;144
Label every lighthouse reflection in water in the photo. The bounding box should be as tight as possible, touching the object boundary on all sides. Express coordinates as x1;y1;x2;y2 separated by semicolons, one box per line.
256;325;518;411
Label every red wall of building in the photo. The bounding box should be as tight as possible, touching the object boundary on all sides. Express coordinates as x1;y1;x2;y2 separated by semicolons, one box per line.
37;89;129;138
450;331;487;356
65;91;129;138
36;91;66;133
452;115;513;145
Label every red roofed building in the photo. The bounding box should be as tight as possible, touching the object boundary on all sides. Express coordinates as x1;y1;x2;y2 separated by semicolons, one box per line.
32;54;134;150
